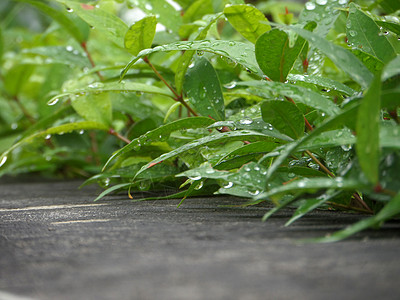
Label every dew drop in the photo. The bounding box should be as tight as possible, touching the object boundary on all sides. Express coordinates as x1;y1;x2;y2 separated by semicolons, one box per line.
197;50;204;56
189;175;202;181
66;45;73;52
45;134;52;140
316;0;327;5
79;130;85;135
349;30;357;37
239;117;253;125
66;7;73;12
249;190;260;196
341;144;352;151
0;156;8;167
223;182;233;188
305;2;316;10
48;98;60;106
195;181;204;190
224;81;237;89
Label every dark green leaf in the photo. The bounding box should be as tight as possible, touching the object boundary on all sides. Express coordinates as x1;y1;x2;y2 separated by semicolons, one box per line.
347;3;396;64
356;74;381;184
184;58;225;120
261;100;304;139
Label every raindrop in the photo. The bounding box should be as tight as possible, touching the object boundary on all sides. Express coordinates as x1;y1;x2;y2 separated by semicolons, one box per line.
249;190;260;196
48;98;60;106
197;50;204;56
341;144;352;151
0;156;8;167
66;7;73;12
349;30;357;37
11;123;18;130
188;62;195;68
189;175;202;181
133;143;141;151
239;117;253;125
66;45;73;52
145;3;153;10
224;81;237;89
297;181;306;187
45;134;52;140
205;169;215;174
305;2;316;10
338;0;347;4
79;130;85;135
195;181;204;190
254;166;260;171
316;0;327;5
223;182;233;188
104;178;111;187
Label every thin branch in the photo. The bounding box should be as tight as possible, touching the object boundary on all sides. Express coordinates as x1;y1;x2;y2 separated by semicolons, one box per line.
108;128;131;144
13;95;35;124
81;42;104;81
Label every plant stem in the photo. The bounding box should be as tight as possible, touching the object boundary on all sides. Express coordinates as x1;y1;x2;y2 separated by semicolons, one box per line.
326;201;373;214
13;95;35;124
81;42;104;81
286;96;313;131
108;128;131;144
305;150;335;177
143;57;198;116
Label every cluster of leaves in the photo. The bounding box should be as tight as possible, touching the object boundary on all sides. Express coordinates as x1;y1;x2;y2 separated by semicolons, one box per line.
0;0;399;241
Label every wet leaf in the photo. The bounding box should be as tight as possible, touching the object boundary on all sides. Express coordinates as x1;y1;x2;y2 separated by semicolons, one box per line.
124;16;157;56
261;100;305;139
121;40;262;79
184;58;225;120
356;74;381;184
347;3;396;64
224;4;271;43
71;93;112;126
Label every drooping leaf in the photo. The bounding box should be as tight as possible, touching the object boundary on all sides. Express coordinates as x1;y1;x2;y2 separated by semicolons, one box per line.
356;74;381;184
48;81;174;105
133;130;274;179
56;0;128;48
102;117;216;170
289;25;374;89
347;3;396;64
184;58;225;120
261;100;305;139
124;16;157;56
287;74;357;96
71;93;112;126
224;4;271;44
238;81;341;116
311;192;400;242
121;40;262;79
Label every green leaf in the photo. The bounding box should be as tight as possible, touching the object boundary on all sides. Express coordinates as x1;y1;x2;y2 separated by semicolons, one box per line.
382;55;400;82
238;81;341;116
287;74;357;96
285;191;342;226
134;130;274;179
48;81;174;105
182;0;214;23
376;21;400;36
261;100;305;139
22;46;91;67
124;16;157;56
311;193;400;243
184;58;225;120
0;27;3;61
224;4;271;44
121;40;262;79
255;24;312;82
288;25;374;89
103;117;215;170
378;0;400;13
71;93;112;126
17;0;88;43
347;3;396;64
356;74;381;184
56;0;128;48
94;183;132;201
175;13;223;95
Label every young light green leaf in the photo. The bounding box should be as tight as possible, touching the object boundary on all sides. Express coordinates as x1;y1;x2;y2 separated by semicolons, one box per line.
261;100;305;139
103;117;215;170
238;81;341;116
17;0;88;43
224;4;271;44
356;74;381;184
347;3;396;64
56;0;128;48
311;192;400;243
184;58;225;121
121;40;262;79
124;16;157;56
71;93;112;126
289;25;374;89
48;81;174;105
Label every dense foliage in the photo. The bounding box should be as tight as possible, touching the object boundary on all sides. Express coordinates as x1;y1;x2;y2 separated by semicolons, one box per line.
1;0;399;241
